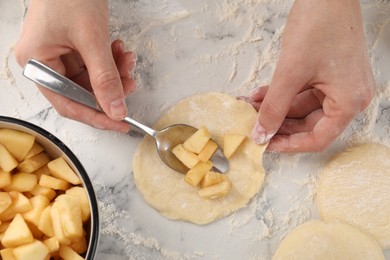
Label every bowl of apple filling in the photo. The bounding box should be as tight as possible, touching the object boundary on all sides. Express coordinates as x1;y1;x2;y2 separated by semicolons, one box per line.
0;116;99;260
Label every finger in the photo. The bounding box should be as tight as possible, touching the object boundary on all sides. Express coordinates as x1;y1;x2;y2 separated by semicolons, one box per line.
117;51;136;79
287;89;322;118
60;51;85;78
242;88;323;117
277;109;324;135
251;83;315;103
70;69;93;92
268;114;351;152
251;59;314;145
111;40;137;77
76;33;127;120
237;96;261;111
37;85;131;132
111;39;124;62
117;51;137;96
122;78;137;96
250;85;269;101
60;53;93;92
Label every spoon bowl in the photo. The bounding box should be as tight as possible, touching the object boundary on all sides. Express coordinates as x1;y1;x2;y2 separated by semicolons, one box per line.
23;59;229;174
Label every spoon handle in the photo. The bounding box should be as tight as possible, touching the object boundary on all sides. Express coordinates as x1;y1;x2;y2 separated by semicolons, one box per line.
23;59;156;137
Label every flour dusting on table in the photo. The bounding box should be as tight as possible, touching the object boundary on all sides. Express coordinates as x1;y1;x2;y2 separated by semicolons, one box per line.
104;0;390;258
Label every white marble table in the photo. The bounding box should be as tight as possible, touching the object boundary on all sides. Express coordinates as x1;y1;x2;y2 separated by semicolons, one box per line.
1;0;390;259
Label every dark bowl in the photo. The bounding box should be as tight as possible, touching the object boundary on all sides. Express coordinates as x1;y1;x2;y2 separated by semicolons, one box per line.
0;116;99;259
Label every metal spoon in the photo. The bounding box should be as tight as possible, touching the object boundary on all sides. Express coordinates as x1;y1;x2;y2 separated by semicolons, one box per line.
22;59;229;174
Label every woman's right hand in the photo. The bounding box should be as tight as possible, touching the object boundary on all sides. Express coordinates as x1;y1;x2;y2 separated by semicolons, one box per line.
15;0;136;132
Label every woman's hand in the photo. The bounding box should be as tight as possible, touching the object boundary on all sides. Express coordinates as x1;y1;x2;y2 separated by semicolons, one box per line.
15;0;136;132
250;0;375;152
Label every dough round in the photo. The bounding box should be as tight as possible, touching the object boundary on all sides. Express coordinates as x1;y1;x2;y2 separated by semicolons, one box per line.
317;143;390;248
133;92;266;224
273;220;384;260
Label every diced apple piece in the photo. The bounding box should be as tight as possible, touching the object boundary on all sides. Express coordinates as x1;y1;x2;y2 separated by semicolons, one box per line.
201;171;227;188
26;222;43;239
25;142;44;159
3;173;38;192
198;180;231;199
0;221;11;233
37;205;54;237
22;195;50;226
184;161;213;187
43;237;59;254
17;152;50;173
0;192;33;221
70;234;87;254
59;245;84;260
39;175;70;191
8;191;32;214
197;140;218;162
172;144;199;169
50;202;71;246
0;144;18;172
47;157;81;185
55;195;83;240
65;187;90;223
0;203;16;222
30;185;56;202
13;240;49;260
223;134;246;159
0;171;11;188
0;248;16;260
183;126;211;154
32;165;51;179
1;214;34;248
0;192;12;214
0;129;35;162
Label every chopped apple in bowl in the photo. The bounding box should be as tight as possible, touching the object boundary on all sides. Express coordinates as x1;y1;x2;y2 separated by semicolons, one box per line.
0;128;93;260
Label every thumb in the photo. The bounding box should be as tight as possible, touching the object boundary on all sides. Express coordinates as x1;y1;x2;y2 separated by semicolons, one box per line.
251;69;307;145
78;38;127;120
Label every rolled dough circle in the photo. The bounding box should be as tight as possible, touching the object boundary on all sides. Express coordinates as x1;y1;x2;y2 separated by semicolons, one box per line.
132;92;266;224
273;220;384;260
317;143;390;248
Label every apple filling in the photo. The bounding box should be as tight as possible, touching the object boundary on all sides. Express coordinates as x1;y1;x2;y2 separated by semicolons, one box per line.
172;126;245;199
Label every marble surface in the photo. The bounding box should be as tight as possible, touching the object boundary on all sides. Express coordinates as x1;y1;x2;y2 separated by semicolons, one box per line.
1;0;390;259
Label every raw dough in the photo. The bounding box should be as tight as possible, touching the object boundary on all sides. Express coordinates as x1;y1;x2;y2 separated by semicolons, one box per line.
317;143;390;248
132;92;266;224
273;220;384;260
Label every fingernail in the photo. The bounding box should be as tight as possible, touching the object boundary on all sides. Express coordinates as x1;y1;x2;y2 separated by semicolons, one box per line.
110;98;127;119
251;121;275;144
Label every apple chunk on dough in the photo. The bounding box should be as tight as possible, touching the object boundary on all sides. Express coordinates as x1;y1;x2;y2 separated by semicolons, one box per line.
185;161;213;186
201;171;227;188
183;126;211;154
172;144;199;169
198;180;231;199
223;134;246;159
197;140;218;162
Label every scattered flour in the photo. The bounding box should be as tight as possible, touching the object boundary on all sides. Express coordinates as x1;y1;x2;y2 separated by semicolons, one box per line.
2;0;389;258
103;0;390;258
